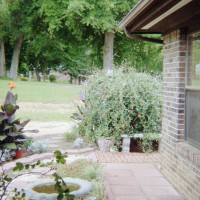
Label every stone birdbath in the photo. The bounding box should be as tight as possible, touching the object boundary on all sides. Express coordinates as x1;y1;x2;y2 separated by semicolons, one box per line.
25;177;92;200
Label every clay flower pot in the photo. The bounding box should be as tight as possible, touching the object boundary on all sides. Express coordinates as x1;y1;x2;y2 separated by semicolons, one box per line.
14;149;30;159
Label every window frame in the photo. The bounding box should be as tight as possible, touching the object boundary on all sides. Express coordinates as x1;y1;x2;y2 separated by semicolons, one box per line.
185;31;200;150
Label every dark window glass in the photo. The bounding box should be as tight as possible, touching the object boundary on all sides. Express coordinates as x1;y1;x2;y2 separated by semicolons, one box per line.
185;31;200;149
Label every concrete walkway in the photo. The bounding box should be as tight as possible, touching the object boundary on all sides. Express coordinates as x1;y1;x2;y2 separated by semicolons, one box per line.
103;163;184;200
95;151;185;200
95;151;184;200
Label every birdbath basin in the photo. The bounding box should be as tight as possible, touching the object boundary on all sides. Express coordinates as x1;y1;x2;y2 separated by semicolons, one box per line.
25;177;92;200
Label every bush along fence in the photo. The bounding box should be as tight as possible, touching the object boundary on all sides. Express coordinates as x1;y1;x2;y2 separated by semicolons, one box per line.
75;68;162;151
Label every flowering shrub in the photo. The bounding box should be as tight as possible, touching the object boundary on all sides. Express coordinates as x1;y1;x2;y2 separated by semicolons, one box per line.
77;68;162;148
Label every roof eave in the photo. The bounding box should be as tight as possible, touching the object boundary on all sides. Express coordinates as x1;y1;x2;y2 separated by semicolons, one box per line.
119;0;154;30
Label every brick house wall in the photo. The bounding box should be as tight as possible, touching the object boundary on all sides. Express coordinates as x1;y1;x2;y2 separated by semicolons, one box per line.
161;29;200;200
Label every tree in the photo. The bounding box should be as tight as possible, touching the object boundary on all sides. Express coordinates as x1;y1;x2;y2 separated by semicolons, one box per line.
6;0;44;80
0;37;6;76
114;33;163;73
103;32;114;71
7;0;28;79
0;0;8;76
2;0;162;81
68;0;139;71
38;0;138;71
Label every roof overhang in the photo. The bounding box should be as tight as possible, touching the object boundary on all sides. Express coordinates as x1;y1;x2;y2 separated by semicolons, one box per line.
119;0;200;34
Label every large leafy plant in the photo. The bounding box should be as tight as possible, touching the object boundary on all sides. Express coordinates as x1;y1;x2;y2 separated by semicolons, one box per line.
77;68;162;148
0;82;29;160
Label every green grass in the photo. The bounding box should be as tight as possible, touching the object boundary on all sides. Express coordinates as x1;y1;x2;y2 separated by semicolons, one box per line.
0;80;84;121
0;80;83;104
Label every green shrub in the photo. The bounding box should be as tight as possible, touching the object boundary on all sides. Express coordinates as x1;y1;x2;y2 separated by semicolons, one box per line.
20;76;28;81
49;74;56;82
77;68;162;148
0;76;11;80
65;130;79;142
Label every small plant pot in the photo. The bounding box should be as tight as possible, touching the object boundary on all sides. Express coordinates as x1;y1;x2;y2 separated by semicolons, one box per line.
97;138;112;152
14;149;30;159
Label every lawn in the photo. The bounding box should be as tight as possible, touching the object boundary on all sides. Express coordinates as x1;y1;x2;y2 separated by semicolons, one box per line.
0;80;83;104
0;80;84;121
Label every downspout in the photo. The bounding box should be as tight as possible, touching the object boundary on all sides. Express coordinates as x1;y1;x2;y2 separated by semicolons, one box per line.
124;28;163;44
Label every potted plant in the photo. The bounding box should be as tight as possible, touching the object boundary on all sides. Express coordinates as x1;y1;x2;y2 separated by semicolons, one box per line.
14;145;28;159
14;138;33;159
0;82;30;162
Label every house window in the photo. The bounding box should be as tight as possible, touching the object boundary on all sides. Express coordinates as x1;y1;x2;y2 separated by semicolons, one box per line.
185;31;200;149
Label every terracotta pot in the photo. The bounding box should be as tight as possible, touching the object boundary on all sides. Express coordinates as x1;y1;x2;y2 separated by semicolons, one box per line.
14;149;30;159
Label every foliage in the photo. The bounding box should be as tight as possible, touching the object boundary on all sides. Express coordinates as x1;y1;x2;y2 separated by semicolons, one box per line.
132;133;160;153
77;68;162;148
0;82;30;161
142;133;160;152
56;159;106;200
114;34;163;73
27;140;49;154
65;130;79;142
49;74;56;82
2;0;163;83
0;76;12;80
23;137;33;148
0;150;69;200
20;76;28;81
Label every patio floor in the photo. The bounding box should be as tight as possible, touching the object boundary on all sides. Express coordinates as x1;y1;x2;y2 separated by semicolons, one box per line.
2;150;185;200
95;151;185;200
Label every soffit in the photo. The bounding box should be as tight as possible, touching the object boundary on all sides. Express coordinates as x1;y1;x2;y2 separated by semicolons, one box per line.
119;0;200;34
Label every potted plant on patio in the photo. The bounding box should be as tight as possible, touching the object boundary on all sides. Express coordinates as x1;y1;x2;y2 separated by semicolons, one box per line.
14;138;33;159
0;82;30;162
14;145;29;159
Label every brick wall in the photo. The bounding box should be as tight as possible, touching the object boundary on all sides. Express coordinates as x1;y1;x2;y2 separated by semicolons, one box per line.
161;29;200;200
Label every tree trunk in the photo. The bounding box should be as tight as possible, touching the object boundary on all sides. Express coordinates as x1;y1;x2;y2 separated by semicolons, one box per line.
43;67;46;81
10;34;23;80
0;37;6;76
103;32;114;72
69;75;73;84
28;71;32;81
34;60;41;81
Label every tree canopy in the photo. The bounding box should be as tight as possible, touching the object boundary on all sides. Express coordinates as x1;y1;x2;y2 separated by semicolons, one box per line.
0;0;163;80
